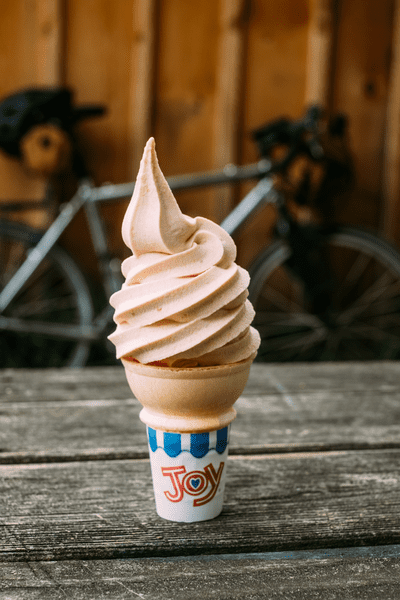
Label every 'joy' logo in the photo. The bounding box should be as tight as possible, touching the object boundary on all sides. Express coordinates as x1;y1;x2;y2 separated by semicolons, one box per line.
161;462;225;506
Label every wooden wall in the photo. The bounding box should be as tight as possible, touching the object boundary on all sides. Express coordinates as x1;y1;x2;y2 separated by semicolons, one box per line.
0;0;399;271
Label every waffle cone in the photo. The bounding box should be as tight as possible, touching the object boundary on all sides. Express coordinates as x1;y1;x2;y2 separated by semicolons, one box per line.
121;354;256;433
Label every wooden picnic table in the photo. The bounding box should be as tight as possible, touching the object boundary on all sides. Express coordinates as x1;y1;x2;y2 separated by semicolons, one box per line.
1;361;400;598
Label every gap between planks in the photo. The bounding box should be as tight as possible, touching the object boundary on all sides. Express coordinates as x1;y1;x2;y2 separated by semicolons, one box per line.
2;441;400;465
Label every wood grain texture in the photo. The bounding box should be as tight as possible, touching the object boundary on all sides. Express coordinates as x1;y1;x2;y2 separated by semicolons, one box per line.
62;0;137;272
304;0;335;106
130;0;157;176
236;0;310;267
65;0;136;184
5;361;400;402
211;0;248;224
2;547;400;599
35;0;63;85
1;362;399;595
0;2;47;224
332;0;395;230
1;362;400;463
383;0;400;241
1;448;399;561
2;0;400;262
154;0;220;223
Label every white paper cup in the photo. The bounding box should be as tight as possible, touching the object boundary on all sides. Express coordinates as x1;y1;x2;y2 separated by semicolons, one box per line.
147;425;230;522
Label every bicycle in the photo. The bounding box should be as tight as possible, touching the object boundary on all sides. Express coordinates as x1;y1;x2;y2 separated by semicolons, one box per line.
1;89;400;367
247;110;400;362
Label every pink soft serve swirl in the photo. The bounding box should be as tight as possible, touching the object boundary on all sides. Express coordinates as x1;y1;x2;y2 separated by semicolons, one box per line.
108;137;260;367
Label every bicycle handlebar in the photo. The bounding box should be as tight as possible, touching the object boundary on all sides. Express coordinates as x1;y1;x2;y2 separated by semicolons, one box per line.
89;158;273;203
252;105;325;170
74;106;326;205
86;106;327;204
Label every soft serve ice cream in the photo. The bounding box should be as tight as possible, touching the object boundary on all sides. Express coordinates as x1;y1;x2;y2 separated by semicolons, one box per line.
108;138;260;367
110;139;259;523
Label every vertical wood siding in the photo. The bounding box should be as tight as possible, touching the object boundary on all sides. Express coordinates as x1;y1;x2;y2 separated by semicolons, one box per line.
0;0;399;268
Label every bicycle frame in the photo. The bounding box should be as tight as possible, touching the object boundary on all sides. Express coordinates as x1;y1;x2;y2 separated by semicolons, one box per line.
0;158;278;342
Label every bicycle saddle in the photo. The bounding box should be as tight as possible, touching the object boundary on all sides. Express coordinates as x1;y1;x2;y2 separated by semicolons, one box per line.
0;87;105;158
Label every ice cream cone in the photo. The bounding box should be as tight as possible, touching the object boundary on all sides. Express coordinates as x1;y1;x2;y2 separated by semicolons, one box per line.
109;137;260;521
121;355;255;522
121;354;255;433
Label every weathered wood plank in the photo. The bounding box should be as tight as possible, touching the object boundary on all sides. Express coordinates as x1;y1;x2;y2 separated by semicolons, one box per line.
130;0;157;176
236;0;310;267
304;0;335;106
0;366;131;402
1;449;399;561
332;0;394;230
245;360;400;394
154;0;221;222
383;0;400;242
211;0;247;223
1;388;400;463
2;546;400;599
4;361;400;402
0;3;48;228
1;363;400;463
34;0;64;85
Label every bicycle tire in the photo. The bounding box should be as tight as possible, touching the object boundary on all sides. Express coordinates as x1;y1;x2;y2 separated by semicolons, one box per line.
0;220;94;367
248;226;400;362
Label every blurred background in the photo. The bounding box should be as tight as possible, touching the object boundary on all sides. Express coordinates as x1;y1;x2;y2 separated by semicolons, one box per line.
1;0;399;263
1;0;400;366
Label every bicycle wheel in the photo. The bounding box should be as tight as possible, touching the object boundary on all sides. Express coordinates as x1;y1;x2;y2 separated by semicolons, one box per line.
0;221;93;367
249;226;400;361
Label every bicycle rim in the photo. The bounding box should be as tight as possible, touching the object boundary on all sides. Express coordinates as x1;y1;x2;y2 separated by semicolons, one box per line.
0;221;93;367
248;227;400;362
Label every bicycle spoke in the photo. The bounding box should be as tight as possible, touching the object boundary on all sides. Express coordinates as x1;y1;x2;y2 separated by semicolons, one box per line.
260;283;304;313
370;314;400;329
360;306;400;328
254;311;325;330
331;251;371;306
0;315;97;341
10;293;78;318
260;326;327;353
342;337;373;360
320;331;343;361
0;222;93;367
295;328;329;359
5;256;81;319
347;322;400;348
249;229;400;363
337;272;393;325
360;294;400;317
371;279;400;304
1;240;26;285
